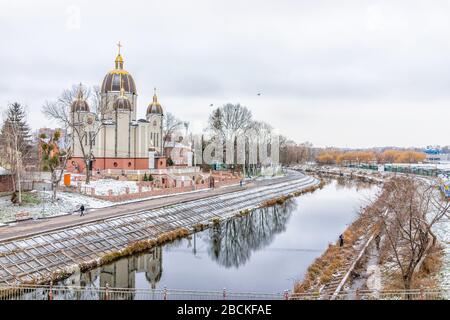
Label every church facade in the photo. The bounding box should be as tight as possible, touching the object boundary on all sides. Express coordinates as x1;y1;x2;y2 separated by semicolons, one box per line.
68;45;169;172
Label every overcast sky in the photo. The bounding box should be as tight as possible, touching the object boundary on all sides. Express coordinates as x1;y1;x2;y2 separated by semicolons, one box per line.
1;0;450;148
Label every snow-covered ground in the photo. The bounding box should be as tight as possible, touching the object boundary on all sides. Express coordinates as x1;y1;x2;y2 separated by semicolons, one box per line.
71;179;151;195
434;218;450;295
0;191;113;224
0;166;9;175
387;162;450;171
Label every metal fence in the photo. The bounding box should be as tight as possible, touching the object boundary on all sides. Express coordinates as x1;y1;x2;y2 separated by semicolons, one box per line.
290;287;449;300
0;284;448;300
0;284;284;300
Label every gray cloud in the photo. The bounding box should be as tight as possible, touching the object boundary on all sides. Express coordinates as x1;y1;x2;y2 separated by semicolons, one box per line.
1;0;450;148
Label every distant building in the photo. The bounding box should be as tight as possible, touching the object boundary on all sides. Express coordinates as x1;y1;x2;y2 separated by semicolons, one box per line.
164;140;194;167
424;148;450;163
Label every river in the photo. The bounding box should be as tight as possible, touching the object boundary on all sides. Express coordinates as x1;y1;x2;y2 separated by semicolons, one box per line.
61;178;379;293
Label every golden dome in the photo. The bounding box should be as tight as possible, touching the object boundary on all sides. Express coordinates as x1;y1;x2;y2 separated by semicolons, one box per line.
101;42;137;94
113;86;132;111
71;84;90;112
147;88;163;115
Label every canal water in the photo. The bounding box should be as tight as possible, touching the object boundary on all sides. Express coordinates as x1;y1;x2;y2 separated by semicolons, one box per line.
62;179;379;293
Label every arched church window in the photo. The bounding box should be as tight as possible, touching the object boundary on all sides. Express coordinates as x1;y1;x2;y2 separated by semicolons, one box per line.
153;120;157;126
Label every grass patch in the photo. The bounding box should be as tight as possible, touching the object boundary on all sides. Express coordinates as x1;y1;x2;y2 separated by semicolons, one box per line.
192;223;207;232
21;192;41;205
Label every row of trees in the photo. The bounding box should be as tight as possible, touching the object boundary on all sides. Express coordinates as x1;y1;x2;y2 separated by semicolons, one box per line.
361;176;449;290
206;103;314;170
206;104;274;174
316;149;426;165
279;139;315;165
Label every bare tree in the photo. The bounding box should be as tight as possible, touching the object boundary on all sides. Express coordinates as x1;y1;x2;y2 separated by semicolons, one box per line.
208;103;253;142
365;176;450;290
162;112;185;149
42;84;103;184
208;103;253;170
246;120;273;174
39;130;72;202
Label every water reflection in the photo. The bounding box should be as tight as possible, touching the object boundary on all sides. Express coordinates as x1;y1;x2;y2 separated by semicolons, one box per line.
208;200;297;268
59;179;379;292
61;200;296;290
63;247;163;292
334;177;374;191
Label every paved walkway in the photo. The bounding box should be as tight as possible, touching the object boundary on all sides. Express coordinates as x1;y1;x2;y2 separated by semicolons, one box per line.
0;174;296;242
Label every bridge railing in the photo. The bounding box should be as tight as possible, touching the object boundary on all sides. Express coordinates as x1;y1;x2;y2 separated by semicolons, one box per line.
0;284;285;300
0;284;449;300
290;287;449;300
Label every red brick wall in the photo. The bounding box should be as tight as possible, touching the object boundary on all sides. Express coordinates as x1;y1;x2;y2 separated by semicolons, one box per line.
155;157;167;169
0;175;13;192
67;157;149;172
84;177;242;202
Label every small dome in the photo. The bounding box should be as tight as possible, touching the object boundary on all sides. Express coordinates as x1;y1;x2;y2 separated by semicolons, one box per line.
71;85;90;112
113;88;132;111
147;89;164;115
113;96;132;111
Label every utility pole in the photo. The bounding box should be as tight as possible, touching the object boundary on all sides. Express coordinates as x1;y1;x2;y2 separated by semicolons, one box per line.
42;187;46;217
13;122;22;204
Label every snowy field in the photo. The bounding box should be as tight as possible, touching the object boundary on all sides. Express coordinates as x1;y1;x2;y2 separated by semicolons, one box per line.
0;191;113;224
71;179;151;195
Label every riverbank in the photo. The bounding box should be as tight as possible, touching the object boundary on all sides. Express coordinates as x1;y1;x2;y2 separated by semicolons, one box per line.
293;172;447;299
57;178;378;293
0;173;321;286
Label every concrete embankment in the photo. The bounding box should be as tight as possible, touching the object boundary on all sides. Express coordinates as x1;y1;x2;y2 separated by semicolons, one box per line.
0;173;320;285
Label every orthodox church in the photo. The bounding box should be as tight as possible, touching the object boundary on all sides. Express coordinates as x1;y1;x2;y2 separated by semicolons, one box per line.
68;43;172;172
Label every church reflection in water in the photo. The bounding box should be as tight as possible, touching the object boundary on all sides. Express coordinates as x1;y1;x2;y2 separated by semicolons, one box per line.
64;246;163;290
99;246;162;289
69;199;296;290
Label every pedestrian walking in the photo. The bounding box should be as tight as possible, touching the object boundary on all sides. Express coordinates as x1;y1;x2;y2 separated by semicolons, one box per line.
79;204;85;217
375;233;381;250
339;234;344;247
240;180;243;187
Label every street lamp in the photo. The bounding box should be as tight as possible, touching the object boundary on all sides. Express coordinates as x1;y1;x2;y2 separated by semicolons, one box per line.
41;187;46;218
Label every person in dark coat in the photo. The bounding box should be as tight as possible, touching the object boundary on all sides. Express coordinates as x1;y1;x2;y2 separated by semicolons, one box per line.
339;234;344;247
79;204;85;217
375;233;381;250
